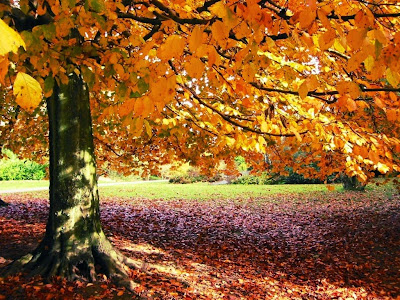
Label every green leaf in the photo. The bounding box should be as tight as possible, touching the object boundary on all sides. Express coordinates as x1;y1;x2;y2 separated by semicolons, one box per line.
375;40;382;59
21;31;41;52
44;76;55;94
117;82;128;98
41;24;56;41
138;78;149;94
82;67;95;89
87;0;105;13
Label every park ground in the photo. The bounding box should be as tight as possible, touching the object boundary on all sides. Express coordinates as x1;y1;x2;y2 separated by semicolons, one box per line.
0;181;399;299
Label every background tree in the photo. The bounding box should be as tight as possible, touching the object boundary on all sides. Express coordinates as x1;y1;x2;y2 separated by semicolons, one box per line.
1;0;400;289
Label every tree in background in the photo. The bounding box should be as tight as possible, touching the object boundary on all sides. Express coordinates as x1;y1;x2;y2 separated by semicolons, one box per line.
1;0;400;289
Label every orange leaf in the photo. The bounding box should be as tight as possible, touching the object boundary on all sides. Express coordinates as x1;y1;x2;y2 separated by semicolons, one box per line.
0;56;8;85
346;98;357;112
337;81;361;99
158;35;186;60
299;10;316;29
386;109;397;121
298;81;309;99
346;29;367;50
211;20;229;42
185;57;204;79
189;26;203;53
326;185;335;191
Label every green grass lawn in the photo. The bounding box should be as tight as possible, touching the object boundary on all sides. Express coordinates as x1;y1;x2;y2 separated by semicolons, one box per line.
0;179;396;201
0;180;49;190
99;181;334;200
0;178;118;191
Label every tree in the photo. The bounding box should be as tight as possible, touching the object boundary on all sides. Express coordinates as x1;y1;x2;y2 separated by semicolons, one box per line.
1;0;400;288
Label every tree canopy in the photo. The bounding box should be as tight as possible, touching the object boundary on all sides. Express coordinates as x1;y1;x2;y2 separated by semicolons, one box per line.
1;0;400;180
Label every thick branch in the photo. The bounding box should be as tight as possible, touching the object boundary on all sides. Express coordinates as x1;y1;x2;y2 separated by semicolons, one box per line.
117;12;162;25
182;84;305;138
251;82;400;102
143;24;161;40
335;12;400;21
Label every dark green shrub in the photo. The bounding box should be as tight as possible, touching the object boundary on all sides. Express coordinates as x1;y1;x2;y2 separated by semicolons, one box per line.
341;175;366;191
231;175;260;185
169;174;216;184
282;171;323;184
231;173;281;185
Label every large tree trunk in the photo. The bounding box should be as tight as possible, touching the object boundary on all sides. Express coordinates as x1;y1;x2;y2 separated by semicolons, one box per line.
4;74;138;288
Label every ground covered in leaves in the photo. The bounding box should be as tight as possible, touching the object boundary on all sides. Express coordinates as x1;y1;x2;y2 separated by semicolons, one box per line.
0;187;399;299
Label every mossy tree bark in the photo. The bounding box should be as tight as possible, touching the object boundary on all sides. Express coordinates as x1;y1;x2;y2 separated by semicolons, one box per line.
4;74;138;288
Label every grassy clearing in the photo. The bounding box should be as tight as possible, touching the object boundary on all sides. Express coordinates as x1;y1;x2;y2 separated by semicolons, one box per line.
0;180;49;190
99;181;335;200
0;179;396;202
0;178;117;191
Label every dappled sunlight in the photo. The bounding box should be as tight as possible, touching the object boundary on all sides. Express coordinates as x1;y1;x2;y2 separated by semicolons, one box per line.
1;190;399;298
102;234;375;299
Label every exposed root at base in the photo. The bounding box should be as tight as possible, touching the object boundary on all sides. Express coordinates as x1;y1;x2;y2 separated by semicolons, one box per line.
1;236;142;292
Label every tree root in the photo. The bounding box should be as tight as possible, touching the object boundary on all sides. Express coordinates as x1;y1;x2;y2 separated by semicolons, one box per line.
1;233;143;293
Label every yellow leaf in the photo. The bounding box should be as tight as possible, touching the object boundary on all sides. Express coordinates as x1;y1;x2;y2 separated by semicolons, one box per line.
13;72;42;112
0;19;26;55
386;68;400;87
333;39;346;53
376;162;389;174
158;35;186;60
144;119;152;137
364;55;374;72
189;26;203;53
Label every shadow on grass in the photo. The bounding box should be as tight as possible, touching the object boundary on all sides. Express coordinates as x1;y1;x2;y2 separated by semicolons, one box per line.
1;193;399;298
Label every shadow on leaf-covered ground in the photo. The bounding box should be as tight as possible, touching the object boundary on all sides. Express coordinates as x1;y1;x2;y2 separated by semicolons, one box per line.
0;191;399;299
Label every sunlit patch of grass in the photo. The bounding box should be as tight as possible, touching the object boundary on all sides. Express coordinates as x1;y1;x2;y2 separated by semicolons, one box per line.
99;182;336;200
0;180;49;191
0;179;397;203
